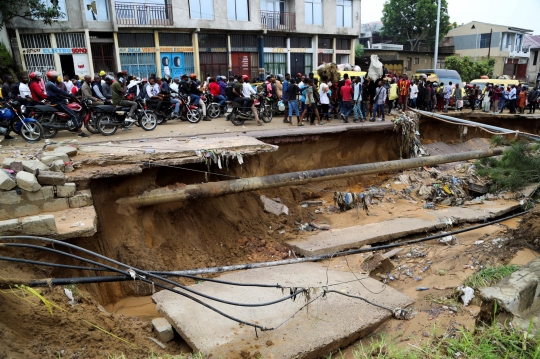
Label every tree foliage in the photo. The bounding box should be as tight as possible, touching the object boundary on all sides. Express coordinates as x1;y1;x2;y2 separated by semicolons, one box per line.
444;56;497;83
355;44;364;58
0;0;64;30
381;0;452;51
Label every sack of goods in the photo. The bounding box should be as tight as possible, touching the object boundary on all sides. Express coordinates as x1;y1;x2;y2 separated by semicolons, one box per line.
368;54;383;81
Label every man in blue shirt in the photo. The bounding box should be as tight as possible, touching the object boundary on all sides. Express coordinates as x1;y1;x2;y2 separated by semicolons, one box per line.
45;70;90;137
443;81;453;113
282;73;290;123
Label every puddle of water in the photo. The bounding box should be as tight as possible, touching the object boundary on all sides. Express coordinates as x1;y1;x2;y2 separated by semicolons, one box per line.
510;248;540;266
104;295;160;322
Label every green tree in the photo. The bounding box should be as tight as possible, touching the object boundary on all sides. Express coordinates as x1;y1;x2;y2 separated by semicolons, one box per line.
355;44;364;58
0;0;64;30
381;0;452;51
444;56;496;83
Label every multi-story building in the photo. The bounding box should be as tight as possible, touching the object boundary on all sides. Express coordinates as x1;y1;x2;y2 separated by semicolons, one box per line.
524;35;540;85
7;0;361;80
446;21;533;80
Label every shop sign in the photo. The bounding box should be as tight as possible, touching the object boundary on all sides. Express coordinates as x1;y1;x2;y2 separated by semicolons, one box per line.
335;49;350;54
159;46;194;53
317;49;334;54
289;48;308;53
119;47;155;53
231;47;257;52
22;48;88;54
270;48;286;53
199;47;227;53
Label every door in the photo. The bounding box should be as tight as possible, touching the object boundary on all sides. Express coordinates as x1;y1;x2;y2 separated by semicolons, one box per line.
59;54;75;78
291;53;305;77
91;43;116;75
232;52;250;77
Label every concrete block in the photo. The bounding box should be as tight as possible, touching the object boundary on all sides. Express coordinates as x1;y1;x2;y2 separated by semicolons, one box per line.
0;190;21;205
13;203;40;218
2;158;16;169
21;214;57;235
10;161;23;172
22;186;54;202
58;139;80;149
0;170;17;190
37;171;66;186
16;171;41;192
50;160;65;172
69;190;93;208
260;195;289;216
57;183;76;198
0;219;21;234
41;198;70;213
152;318;174;343
41;153;70;166
22;160;49;175
53;145;77;157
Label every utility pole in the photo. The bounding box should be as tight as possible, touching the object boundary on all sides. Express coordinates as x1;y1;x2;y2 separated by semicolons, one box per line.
487;29;493;58
433;0;442;69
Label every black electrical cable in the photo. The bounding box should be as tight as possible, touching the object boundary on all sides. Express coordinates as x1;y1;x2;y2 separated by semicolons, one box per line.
0;242;304;308
323;290;394;312
0;256;105;271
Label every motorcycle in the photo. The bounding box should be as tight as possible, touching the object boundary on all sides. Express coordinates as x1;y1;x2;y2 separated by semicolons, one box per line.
146;98;177;124
33;98;98;138
202;92;222;119
0;100;44;142
95;97;158;136
225;93;273;126
178;94;202;123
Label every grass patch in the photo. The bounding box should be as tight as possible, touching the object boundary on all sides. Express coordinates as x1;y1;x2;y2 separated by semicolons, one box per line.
463;265;520;289
352;321;540;359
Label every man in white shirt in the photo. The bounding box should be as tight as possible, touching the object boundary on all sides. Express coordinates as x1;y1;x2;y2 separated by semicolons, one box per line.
145;78;160;99
409;81;418;109
352;76;363;122
240;75;261;125
63;75;73;93
170;77;179;94
509;85;517;114
19;75;33;103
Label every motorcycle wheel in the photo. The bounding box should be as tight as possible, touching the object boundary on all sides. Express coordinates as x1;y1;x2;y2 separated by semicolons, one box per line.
139;113;158;131
96;115;118;136
36;115;59;139
230;112;245;126
85;115;100;134
207;103;220;119
10;121;20;135
187;109;201;123
20;121;44;142
156;114;166;125
261;106;273;123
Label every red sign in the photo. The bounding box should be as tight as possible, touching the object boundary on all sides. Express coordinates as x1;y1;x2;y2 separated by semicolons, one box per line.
72;48;87;54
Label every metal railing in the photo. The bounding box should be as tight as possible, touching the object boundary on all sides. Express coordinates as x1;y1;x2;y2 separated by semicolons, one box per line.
115;2;173;26
260;11;295;31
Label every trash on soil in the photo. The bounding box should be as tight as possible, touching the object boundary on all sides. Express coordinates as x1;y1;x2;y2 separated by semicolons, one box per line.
474;240;485;245
334;191;369;215
310;222;330;230
460;286;475;306
63;288;77;306
393;307;417;320
416;287;430;291
439;232;459;245
70;222;85;228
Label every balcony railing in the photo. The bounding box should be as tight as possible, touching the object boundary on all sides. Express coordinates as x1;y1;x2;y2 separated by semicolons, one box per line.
261;11;295;31
115;2;173;26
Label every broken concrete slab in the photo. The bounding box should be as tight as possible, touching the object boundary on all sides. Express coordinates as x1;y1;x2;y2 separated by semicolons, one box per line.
22;186;54;202
0;190;21;205
53;146;77;157
22;160;49;175
383;248;404;259
363;253;395;277
480;258;540;333
260;195;289;216
68;190;93;208
152;318;174;343
42;198;70;213
21;214;57;235
49;159;65;172
2;158;15;169
53;205;98;240
37;171;66;186
15;171;41;192
288;201;521;256
56;183;76;198
41;153;70;166
153;262;413;359
0;169;16;190
0;219;21;235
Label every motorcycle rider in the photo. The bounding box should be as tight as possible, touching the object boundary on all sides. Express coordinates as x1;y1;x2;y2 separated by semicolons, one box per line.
157;77;180;118
188;74;209;121
45;70;90;137
111;72;137;123
241;75;262;126
208;77;226;109
91;75;108;103
81;75;102;104
29;72;48;102
101;75;113;100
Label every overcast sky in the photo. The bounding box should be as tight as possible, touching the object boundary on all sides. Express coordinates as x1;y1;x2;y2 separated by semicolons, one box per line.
362;0;540;35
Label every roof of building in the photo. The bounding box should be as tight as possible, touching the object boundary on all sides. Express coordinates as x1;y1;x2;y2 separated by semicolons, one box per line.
453;21;533;34
524;35;540;49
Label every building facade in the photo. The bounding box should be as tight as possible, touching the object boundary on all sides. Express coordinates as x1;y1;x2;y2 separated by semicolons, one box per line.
8;0;361;80
446;21;533;80
524;35;540;85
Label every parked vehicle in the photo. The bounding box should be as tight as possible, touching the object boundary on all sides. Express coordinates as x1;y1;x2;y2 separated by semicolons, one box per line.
201;92;221;119
414;69;463;89
178;94;202;123
146;98;177;124
0;100;44;142
32;99;96;139
95;98;157;136
226;94;272;126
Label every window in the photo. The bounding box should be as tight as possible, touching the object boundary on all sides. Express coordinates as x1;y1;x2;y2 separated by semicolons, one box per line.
534;51;538;66
189;0;214;19
318;37;332;49
39;0;67;20
337;54;349;64
479;33;490;49
264;53;287;76
261;0;284;12
264;36;286;48
414;58;419;65
198;33;227;48
406;57;412;71
318;53;332;65
336;38;350;50
85;0;109;21
118;33;155;47
159;33;192;46
290;36;312;48
336;0;352;28
516;34;523;51
228;0;249;21
305;0;322;26
231;35;257;47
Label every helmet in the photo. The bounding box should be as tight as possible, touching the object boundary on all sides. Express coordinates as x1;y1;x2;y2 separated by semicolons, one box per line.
34;71;43;78
242;75;249;81
99;70;106;76
46;70;59;81
266;75;271;80
276;74;283;81
29;72;36;79
278;101;285;112
105;75;114;81
189;73;196;80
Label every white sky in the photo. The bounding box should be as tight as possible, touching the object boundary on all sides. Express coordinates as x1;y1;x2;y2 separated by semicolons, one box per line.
362;0;540;35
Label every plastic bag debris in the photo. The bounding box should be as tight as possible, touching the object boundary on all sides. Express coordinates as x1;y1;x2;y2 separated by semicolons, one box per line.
460;286;475;306
63;288;77;306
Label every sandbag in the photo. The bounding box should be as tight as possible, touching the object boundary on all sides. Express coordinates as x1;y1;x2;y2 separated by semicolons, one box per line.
354;65;361;72
367;54;383;81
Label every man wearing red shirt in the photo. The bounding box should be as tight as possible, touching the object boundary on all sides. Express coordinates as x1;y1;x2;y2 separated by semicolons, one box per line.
29;72;48;102
398;75;411;111
207;77;226;108
340;79;354;123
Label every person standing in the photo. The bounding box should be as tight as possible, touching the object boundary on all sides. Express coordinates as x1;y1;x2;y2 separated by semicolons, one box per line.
361;78;370;119
370;80;387;122
282;73;290;123
492;85;502;114
320;76;331;123
387;79;398;115
508;85;517;114
454;83;463;112
499;86;508;113
337;73;348;115
352;77;363;122
468;84;478;112
518;86;527;114
528;86;539;114
299;79;322;125
397;75;410;111
417;82;425;110
63;75;73;94
409;80;418;109
286;79;301;126
340;79;353;123
443;81;452;113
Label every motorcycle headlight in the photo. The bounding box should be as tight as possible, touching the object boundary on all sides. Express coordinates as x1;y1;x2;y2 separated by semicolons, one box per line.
20;105;26;113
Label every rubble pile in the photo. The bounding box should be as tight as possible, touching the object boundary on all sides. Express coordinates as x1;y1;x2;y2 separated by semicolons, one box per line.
393;112;429;159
